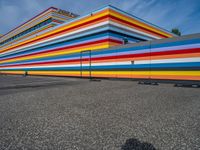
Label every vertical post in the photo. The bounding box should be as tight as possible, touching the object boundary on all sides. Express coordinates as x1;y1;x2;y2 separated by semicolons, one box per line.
80;51;82;78
149;41;152;84
24;71;28;77
89;50;92;81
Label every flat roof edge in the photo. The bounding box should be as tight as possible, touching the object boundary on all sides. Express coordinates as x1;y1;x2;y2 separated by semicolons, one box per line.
1;7;58;39
93;33;200;51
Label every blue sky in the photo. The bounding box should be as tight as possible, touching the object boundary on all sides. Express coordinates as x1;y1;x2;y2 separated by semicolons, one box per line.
0;0;200;35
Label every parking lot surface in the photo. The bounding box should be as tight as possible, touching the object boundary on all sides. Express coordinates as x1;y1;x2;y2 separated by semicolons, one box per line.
0;75;199;149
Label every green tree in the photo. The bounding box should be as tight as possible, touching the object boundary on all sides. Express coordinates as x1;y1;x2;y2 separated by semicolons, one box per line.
171;28;181;36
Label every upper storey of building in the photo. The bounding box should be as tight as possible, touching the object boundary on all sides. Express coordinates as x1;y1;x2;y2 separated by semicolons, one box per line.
0;5;175;54
0;7;78;48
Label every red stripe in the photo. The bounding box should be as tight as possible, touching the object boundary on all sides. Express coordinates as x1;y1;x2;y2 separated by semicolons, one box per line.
52;20;63;24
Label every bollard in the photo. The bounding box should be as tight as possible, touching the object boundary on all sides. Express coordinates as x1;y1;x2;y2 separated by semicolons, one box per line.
24;71;28;77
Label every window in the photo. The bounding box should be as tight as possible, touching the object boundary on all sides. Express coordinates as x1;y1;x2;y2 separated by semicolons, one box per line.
0;18;52;46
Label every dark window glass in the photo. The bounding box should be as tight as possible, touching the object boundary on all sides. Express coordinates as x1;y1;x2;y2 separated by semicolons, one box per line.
0;18;52;46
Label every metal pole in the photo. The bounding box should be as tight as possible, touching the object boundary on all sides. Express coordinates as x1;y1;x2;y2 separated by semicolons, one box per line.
80;51;82;78
89;50;92;81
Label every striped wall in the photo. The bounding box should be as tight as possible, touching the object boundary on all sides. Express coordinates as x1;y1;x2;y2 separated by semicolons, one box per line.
1;33;199;82
2;6;198;82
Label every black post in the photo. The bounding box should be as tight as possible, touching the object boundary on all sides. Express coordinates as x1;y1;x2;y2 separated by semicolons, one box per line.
89;50;92;81
80;51;83;78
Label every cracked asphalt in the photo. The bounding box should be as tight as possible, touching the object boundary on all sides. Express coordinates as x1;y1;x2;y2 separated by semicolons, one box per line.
0;75;199;150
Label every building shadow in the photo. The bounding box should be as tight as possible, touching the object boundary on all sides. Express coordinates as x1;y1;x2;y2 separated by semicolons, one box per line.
121;138;156;150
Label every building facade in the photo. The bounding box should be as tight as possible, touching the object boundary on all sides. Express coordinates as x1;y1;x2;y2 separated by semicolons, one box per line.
0;5;199;82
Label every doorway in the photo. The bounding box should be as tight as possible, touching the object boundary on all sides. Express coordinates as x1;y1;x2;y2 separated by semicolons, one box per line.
80;50;91;78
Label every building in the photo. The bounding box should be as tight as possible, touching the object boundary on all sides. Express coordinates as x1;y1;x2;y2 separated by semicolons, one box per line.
0;5;199;82
0;5;174;51
0;7;78;49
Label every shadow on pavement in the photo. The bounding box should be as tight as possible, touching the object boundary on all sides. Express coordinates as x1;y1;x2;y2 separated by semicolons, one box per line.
121;138;156;150
0;81;79;90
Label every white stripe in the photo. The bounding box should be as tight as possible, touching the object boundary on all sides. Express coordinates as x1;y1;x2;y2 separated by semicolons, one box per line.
109;21;161;39
135;57;200;64
151;43;200;53
0;61;132;69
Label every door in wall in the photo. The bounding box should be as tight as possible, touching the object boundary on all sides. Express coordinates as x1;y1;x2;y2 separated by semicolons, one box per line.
80;50;91;78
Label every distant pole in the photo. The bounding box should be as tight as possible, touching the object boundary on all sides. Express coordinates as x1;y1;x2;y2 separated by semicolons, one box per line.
122;37;128;45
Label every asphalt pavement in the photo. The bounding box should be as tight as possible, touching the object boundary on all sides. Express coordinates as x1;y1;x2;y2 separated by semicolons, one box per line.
0;75;199;149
